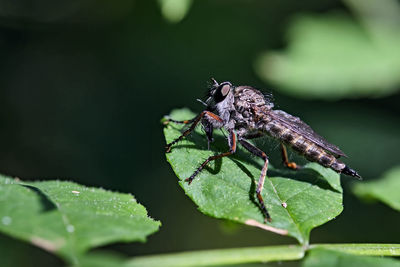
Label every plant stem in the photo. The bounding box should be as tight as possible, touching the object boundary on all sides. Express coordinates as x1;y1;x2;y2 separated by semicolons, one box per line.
126;245;304;267
126;243;400;267
310;243;400;256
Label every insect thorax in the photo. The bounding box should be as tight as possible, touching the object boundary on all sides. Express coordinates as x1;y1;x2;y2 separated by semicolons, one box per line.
232;86;274;132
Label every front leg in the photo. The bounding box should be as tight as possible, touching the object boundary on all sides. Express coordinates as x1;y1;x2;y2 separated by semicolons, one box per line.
185;129;236;184
202;119;214;150
163;116;197;125
165;111;223;153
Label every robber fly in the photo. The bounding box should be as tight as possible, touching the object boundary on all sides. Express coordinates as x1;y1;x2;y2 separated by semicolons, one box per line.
165;79;361;222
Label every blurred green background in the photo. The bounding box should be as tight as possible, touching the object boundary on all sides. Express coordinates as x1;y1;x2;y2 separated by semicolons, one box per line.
0;0;399;266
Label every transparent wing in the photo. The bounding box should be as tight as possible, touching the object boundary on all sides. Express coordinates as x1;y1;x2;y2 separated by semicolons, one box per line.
270;110;347;157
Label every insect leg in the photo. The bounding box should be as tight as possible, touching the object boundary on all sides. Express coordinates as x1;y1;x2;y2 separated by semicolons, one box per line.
242;131;264;140
165;111;223;153
280;143;299;170
202;119;214;150
163;116;197;125
238;138;271;222
185;129;236;184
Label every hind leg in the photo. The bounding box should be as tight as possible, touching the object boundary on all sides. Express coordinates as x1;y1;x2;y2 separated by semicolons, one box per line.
238;138;271;223
280;143;299;170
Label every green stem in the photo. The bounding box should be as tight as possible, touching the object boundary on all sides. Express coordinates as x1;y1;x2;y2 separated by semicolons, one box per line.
310;243;400;256
126;243;400;267
126;245;304;267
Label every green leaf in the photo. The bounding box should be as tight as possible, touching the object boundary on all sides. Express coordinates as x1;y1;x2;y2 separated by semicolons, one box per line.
353;166;400;211
163;108;343;245
158;0;193;23
303;248;400;267
0;175;160;265
255;14;400;99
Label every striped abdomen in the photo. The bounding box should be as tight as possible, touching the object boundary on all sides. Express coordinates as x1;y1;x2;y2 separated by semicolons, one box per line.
264;121;346;173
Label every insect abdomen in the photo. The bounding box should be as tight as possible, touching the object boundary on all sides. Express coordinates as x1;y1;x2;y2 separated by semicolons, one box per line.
264;121;345;171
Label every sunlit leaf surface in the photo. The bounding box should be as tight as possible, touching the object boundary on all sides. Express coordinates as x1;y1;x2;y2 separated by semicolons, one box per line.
0;175;160;264
163;108;343;245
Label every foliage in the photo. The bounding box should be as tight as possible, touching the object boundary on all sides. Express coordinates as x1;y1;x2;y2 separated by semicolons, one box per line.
0;105;399;266
303;248;400;267
127;244;400;266
158;0;193;23
164;108;343;245
353;166;400;211
0;175;160;265
74;244;400;267
127;245;304;267
158;108;400;266
255;13;400;99
1;0;400;266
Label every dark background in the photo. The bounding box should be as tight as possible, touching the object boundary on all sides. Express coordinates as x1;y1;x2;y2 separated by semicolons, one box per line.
0;0;399;266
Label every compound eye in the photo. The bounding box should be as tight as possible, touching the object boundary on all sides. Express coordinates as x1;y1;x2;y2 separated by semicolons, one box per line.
220;84;231;96
212;81;232;103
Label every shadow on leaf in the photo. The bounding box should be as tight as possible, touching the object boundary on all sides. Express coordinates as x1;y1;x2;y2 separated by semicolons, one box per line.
20;184;57;212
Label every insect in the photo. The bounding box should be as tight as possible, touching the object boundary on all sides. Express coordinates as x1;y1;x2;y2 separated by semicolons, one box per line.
165;79;361;222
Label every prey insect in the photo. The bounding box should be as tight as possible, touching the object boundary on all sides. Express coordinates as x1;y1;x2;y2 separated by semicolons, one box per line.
165;79;361;223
